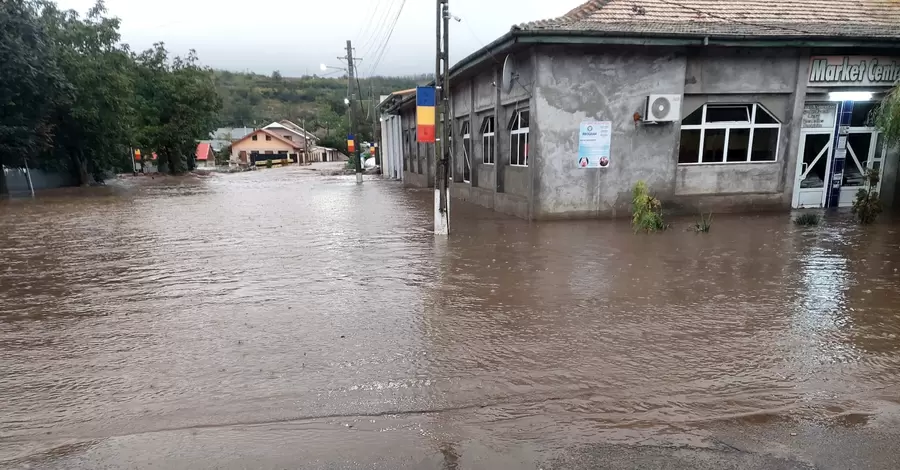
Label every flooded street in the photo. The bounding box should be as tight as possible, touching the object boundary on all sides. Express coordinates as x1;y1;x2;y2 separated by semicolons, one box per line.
3;166;900;469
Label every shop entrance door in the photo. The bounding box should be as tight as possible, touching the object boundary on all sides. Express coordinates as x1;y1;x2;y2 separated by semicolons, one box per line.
836;131;885;207
793;131;834;208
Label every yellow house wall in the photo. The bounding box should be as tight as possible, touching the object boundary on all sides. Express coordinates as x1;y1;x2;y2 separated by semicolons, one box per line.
231;135;297;161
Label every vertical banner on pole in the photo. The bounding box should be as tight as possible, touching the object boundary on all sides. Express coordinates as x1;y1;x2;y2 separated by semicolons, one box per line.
347;134;355;153
416;87;436;143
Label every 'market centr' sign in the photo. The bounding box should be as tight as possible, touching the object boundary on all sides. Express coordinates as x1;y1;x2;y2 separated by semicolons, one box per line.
808;56;900;87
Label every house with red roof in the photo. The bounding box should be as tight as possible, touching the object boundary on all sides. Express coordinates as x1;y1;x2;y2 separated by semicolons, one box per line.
229;129;303;167
195;143;216;169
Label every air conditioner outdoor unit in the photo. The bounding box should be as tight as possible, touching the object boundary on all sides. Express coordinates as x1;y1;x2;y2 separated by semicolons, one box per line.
644;94;682;123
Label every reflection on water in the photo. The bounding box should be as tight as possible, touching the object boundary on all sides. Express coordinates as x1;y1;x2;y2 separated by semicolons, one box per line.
2;167;900;464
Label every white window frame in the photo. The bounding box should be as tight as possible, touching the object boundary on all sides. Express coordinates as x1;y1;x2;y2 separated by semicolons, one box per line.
509;109;530;167
481;116;495;165
460;121;471;183
679;103;781;165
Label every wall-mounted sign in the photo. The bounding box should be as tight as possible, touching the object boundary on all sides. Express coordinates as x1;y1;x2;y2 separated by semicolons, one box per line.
808;56;900;87
577;121;612;169
801;103;837;129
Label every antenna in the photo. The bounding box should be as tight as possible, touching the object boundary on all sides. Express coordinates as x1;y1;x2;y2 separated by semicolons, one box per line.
501;55;517;94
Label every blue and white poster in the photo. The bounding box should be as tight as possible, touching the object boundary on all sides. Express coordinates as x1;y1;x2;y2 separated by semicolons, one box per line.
577;121;612;169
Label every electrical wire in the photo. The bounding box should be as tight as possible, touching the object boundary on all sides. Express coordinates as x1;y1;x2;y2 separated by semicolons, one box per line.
360;0;400;62
354;0;387;49
365;0;407;77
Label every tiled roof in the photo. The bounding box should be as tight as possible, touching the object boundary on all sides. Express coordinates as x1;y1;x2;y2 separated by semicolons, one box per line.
195;143;212;161
519;0;900;39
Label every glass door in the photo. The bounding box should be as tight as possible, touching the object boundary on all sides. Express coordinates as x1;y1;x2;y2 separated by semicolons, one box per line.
793;132;834;208
838;131;885;207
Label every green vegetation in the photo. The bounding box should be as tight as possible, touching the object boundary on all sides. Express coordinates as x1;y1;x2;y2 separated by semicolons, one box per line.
0;0;221;194
876;86;900;146
214;71;425;153
852;169;883;225
631;181;667;233
265;160;273;169
793;212;821;226
693;213;712;233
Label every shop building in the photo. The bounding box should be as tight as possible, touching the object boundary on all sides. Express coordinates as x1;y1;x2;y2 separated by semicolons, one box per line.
379;0;900;219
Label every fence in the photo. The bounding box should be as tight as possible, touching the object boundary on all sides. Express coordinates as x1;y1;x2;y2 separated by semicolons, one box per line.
2;167;77;195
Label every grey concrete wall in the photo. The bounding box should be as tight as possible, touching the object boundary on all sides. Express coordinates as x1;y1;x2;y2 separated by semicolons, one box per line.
504;166;530;198
684;48;801;95
532;45;810;219
396;102;434;188
675;163;782;195
533;46;686;219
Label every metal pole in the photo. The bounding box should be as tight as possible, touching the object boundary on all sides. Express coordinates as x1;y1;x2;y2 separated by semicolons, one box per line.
346;40;362;184
24;158;34;197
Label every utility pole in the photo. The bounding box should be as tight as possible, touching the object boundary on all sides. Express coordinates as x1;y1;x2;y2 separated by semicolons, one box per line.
434;0;450;235
344;40;363;184
371;82;379;168
302;118;310;165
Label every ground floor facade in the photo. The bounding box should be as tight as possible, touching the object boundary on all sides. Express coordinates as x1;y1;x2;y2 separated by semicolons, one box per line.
380;45;900;220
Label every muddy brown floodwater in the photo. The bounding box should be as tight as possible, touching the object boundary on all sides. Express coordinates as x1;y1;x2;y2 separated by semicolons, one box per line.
2;166;900;469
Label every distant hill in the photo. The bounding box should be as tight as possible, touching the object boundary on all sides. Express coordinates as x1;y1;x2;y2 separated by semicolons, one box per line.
214;70;427;150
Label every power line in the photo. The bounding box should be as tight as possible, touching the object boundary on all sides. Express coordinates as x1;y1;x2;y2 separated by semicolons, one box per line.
360;0;400;61
366;0;407;77
354;0;386;48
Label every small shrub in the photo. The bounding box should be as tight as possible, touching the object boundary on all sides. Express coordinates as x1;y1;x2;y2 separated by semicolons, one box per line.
632;181;667;233
851;168;883;225
794;212;821;226
693;213;712;233
265;159;273;169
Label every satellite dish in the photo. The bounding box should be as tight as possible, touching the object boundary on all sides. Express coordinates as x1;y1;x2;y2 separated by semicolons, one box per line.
501;55;518;93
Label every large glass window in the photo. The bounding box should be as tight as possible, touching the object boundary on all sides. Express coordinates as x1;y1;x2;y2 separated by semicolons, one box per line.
508;109;529;166
481;116;495;164
679;103;781;164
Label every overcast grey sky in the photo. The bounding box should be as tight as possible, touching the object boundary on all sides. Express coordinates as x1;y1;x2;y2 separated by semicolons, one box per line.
54;0;583;77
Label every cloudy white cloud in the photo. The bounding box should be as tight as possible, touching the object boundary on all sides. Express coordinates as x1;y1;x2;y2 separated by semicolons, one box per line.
53;0;583;76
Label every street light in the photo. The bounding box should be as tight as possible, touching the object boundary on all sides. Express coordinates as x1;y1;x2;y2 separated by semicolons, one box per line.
321;63;347;73
344;98;350;105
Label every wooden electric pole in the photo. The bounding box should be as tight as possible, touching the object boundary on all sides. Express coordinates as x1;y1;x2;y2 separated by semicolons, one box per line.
345;40;362;184
434;0;450;235
302;118;310;165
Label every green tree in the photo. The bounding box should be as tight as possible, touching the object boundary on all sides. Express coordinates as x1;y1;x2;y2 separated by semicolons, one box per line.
39;0;135;185
133;44;221;174
0;0;65;194
876;86;900;146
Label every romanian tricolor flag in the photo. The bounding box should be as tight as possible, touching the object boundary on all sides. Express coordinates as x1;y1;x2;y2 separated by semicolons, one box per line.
347;134;355;153
416;86;436;143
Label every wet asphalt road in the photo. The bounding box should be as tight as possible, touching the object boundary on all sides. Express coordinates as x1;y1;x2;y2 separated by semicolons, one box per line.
2;165;900;469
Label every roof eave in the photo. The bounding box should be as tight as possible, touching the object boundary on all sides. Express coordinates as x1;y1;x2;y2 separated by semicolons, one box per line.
444;27;900;83
521;28;900;48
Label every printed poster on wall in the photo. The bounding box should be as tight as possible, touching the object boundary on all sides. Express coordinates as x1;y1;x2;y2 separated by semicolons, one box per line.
577;121;612;169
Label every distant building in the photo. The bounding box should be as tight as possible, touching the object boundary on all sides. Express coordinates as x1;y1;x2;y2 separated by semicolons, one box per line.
207;127;256;152
380;0;900;219
195;143;216;169
312;146;350;162
230;129;302;167
263;121;319;162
